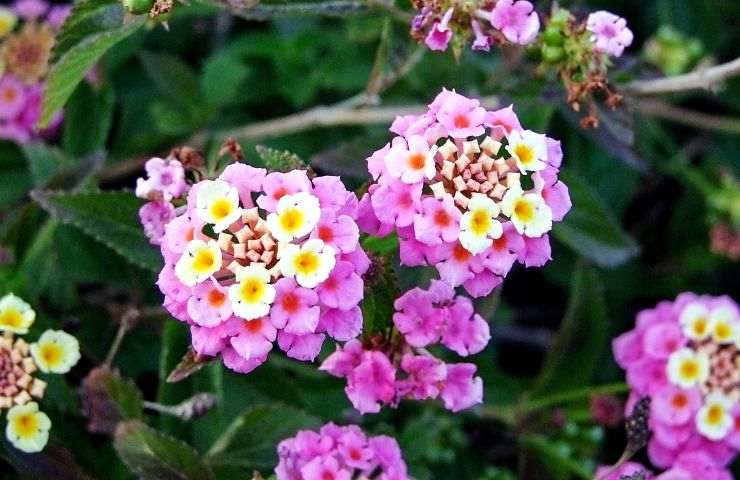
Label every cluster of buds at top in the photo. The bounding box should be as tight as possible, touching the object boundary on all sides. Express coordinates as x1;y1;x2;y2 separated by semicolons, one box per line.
148;152;370;375
411;0;540;57
321;280;486;414
121;0;174;22
358;88;571;299
0;293;81;453
535;8;633;127
613;293;740;472
0;1;70;143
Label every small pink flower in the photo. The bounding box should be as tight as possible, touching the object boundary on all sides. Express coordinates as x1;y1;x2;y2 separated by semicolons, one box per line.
384;135;437;184
139;200;176;245
485;104;523;139
46;5;72;29
435;90;487;137
311;212;360;253
271;278;319;335
318;307;363;341
397;354;446;400
413;195;462;246
0;76;27;121
320;340;364;377
440;363;483;412
221;346;266;374
516;234;552;267
393;288;444;347
229;317;277;360
219;163;266;207
424;8;454;51
311;176;358;217
337;429;374;470
317;261;363;311
486;0;540;45
371;179;422;228
441;297;491;356
652;386;701;426
257;170;312;212
587;11;634;57
13;0;47;20
346;351;397;414
277;331;325;361
187;279;232;327
136;157;187;201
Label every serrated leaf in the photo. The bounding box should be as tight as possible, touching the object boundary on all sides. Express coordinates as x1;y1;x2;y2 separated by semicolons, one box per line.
30;190;161;271
40;18;144;128
206;404;320;469
528;263;607;397
255;145;308;172
114;421;215;480
553;171;639;268
52;0;124;62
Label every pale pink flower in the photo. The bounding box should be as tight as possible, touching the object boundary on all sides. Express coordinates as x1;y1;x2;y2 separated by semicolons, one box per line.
139;201;176;245
257;170;312;212
435;90;487;137
440;363;483;412
424;8;454;51
587;11;634;57
317;261;363;311
186;279;232;327
486;0;540;45
0;76;26;121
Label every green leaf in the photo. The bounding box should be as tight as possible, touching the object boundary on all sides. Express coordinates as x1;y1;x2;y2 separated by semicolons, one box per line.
206;404;320;469
553;171;639;268
361;257;397;337
528;263;608;398
200;52;249;111
31;190;161;271
521;434;593;480
62;82;115;157
52;0;124;62
22;143;78;187
0;142;32;208
140;51;202;123
254;145;308;172
361;232;398;255
114;421;215;480
40;18;144;128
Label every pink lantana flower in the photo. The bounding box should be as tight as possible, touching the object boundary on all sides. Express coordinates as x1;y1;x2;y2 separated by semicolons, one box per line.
151;161;368;375
613;293;740;470
359;88;571;298
424;8;453;51
276;423;408;480
484;0;540;45
138;200;176;245
587;10;634;58
135;157;188;201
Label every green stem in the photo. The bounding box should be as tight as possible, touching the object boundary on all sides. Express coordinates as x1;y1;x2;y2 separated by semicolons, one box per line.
478;382;629;424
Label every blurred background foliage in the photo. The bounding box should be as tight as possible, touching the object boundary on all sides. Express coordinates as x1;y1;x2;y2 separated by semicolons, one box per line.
0;0;739;478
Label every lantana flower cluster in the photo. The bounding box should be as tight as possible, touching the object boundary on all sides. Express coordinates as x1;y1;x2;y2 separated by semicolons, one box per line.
276;422;408;480
359;88;571;298
0;0;70;143
152;161;369;374
411;0;541;54
596;454;732;480
613;293;740;473
321;280;486;414
0;293;81;453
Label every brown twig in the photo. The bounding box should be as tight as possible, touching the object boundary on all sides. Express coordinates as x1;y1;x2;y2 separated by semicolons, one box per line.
632;99;740;135
621;56;740;96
